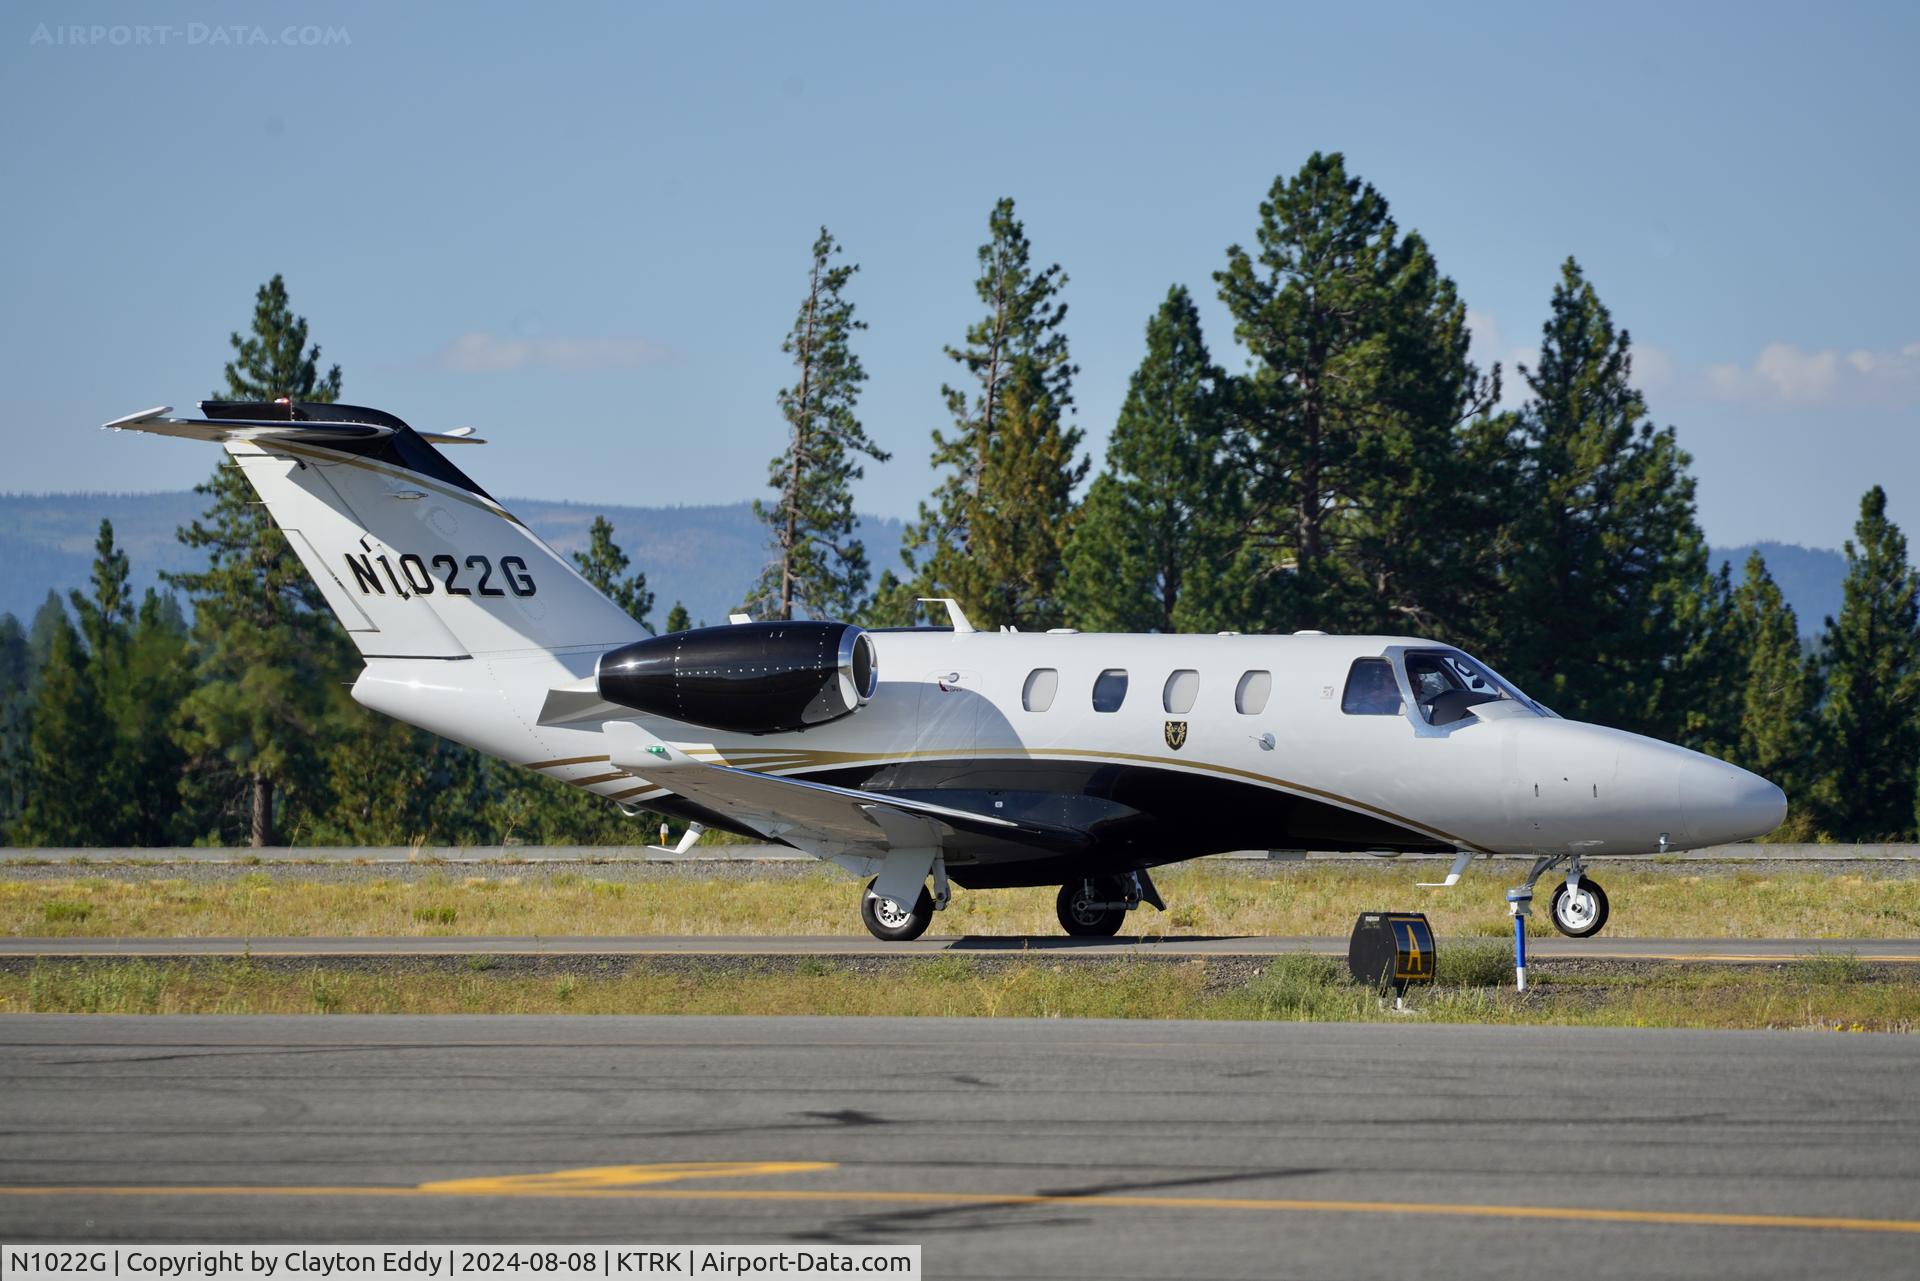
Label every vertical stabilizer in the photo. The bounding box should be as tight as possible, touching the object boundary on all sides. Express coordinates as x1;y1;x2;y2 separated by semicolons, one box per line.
108;401;647;659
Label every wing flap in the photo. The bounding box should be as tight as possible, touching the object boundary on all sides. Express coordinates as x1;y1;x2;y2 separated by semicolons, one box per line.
601;721;1039;855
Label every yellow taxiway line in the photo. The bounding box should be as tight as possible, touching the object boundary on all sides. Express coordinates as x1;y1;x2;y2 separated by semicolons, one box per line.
2;1162;1918;1236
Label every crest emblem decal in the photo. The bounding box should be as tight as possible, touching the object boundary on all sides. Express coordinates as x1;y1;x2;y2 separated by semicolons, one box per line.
1164;720;1188;751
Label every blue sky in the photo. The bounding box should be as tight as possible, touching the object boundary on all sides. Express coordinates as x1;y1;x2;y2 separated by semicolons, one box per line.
3;1;1915;550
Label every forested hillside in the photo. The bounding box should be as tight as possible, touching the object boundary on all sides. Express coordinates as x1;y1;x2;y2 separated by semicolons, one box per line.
0;494;904;633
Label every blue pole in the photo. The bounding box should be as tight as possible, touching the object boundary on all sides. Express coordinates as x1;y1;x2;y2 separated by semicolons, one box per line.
1513;908;1528;991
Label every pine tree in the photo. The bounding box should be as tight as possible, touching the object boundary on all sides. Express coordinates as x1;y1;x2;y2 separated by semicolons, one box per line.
1214;152;1507;635
106;591;194;845
65;521;140;843
0;613;27;833
1499;258;1715;737
752;228;889;621
69;520;131;659
664;602;692;634
899;198;1086;629
1671;560;1744;758
1729;552;1815;835
1062;285;1233;632
13;608;113;846
571;515;654;630
168;274;346;846
25;590;68;686
1813;486;1920;839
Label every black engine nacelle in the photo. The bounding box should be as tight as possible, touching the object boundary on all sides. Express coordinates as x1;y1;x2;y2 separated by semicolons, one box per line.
595;620;878;735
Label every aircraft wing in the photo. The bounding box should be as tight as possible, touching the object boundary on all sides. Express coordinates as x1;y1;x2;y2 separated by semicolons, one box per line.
601;720;1042;857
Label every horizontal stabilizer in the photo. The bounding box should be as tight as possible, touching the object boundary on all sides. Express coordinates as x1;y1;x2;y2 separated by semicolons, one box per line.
103;405;394;445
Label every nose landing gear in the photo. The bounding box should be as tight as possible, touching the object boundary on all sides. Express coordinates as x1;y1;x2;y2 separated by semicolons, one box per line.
1549;875;1610;938
1513;853;1610;939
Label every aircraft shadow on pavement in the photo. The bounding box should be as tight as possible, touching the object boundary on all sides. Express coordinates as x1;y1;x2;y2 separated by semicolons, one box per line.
941;934;1246;950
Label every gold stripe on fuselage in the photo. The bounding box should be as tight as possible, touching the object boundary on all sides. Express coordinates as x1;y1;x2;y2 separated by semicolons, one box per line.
560;742;1484;854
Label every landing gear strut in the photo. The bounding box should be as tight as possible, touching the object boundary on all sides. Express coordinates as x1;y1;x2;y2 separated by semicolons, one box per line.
1055;871;1164;938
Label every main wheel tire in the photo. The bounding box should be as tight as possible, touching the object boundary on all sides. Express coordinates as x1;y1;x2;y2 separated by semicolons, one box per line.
861;880;934;942
1056;878;1127;938
1549;877;1610;938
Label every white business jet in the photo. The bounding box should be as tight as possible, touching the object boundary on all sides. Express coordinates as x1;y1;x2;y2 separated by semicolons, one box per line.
108;401;1788;940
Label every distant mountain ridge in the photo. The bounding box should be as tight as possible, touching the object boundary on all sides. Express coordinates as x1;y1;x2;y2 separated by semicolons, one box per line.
0;491;904;632
0;492;1843;638
1711;542;1847;635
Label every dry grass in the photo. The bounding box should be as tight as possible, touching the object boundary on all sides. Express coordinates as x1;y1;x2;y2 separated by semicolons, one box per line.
5;951;1915;1031
2;864;1917;939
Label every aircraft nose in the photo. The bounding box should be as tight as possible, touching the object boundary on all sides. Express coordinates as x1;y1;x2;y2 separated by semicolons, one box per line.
1678;755;1789;845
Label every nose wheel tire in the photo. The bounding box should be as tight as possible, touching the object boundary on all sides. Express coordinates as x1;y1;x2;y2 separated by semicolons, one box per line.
861;880;934;942
1549;877;1610;938
1056;878;1127;938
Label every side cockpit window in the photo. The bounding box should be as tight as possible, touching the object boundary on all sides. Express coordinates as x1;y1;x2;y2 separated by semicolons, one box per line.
1405;650;1531;725
1340;658;1402;715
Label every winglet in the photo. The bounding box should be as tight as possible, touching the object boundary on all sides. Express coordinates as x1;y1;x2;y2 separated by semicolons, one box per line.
916;597;976;633
102;405;174;430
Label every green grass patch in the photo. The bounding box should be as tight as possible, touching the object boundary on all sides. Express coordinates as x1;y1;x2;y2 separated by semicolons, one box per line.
5;864;1919;941
1788;951;1868;985
1437;941;1514;986
4;956;1914;1031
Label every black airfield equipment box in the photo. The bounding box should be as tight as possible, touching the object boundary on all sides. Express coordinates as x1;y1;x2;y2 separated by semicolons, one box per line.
1347;912;1437;996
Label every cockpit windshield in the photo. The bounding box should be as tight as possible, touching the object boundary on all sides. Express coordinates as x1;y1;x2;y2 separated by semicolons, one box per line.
1402;649;1544;726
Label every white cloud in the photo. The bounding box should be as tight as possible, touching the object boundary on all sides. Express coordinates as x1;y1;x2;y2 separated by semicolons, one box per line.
1465;309;1536;408
1630;342;1675;396
1469;308;1680;408
434;332;669;373
1702;340;1920;409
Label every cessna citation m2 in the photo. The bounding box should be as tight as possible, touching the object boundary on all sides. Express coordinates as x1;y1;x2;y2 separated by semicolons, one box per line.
108;400;1789;941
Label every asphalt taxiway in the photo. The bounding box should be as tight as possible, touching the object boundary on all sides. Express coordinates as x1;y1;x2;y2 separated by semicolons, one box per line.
5;933;1918;961
2;1015;1917;1279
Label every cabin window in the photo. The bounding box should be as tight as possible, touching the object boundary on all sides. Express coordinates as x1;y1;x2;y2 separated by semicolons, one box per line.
1235;669;1272;715
1163;669;1199;715
1341;658;1402;715
1092;669;1130;713
1022;668;1059;713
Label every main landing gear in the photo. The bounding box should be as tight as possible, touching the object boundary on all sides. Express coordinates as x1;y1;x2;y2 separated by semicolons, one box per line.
859;867;1168;942
1514;853;1611;939
861;881;935;942
1055;871;1165;938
